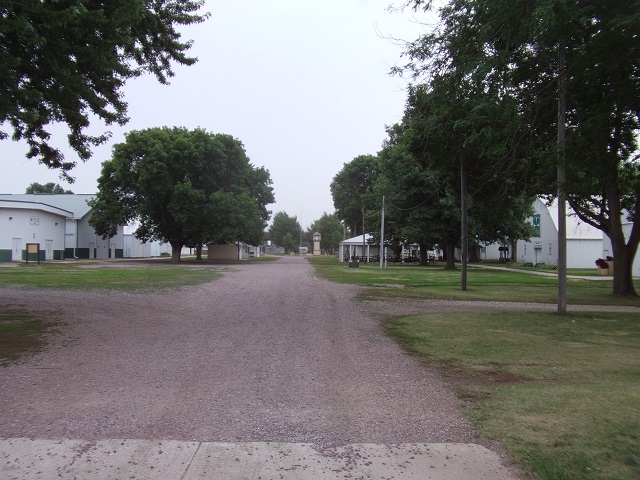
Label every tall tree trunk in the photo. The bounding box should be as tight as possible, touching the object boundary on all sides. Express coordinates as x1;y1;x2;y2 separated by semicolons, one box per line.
511;238;518;262
469;245;479;262
460;156;468;291
611;241;637;296
170;241;183;263
419;244;428;265
607;177;639;296
195;243;203;261
445;242;456;269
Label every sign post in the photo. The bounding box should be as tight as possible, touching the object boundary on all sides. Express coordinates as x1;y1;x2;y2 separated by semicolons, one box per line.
26;243;40;265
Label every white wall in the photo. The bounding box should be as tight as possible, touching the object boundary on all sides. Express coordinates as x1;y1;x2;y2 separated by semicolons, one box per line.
517;198;559;265
77;216;124;258
0;207;65;259
567;239;604;269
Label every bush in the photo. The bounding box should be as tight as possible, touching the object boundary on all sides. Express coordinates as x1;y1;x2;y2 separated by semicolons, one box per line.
535;263;547;268
595;258;609;268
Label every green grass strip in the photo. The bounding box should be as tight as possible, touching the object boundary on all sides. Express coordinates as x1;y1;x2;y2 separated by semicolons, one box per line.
0;262;223;292
385;311;640;480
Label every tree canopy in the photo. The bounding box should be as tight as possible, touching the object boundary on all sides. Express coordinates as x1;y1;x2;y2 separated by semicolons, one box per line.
269;212;302;255
0;0;208;179
330;154;380;235
397;0;640;296
89;127;274;262
25;182;73;194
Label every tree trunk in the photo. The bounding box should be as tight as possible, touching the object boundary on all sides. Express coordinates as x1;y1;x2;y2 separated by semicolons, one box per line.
607;182;639;296
419;244;428;265
611;243;637;296
170;241;183;263
511;238;518;262
445;242;456;269
460;156;468;291
195;243;203;261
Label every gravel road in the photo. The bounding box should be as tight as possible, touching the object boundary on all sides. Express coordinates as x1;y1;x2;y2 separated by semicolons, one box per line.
0;256;476;446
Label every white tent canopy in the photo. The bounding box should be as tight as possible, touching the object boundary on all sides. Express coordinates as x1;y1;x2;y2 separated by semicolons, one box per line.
338;234;379;262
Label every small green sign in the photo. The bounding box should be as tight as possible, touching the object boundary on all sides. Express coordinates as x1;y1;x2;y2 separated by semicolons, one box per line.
532;214;541;236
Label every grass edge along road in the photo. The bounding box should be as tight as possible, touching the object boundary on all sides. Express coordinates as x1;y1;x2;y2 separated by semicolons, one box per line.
307;256;640;480
307;256;640;307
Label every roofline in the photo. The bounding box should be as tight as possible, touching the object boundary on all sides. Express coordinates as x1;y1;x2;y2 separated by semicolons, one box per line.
0;199;74;218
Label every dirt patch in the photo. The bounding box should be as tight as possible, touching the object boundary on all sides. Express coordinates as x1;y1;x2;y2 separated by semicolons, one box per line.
0;308;59;366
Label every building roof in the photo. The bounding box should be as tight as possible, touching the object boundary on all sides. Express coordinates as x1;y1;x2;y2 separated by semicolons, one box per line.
339;233;374;245
0;194;95;219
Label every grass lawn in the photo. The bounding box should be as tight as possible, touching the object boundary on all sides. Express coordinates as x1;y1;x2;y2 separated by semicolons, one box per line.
0;261;223;291
0;309;57;366
307;256;640;307
385;311;640;480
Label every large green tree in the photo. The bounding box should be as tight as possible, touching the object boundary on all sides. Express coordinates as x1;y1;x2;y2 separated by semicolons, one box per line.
89;127;274;263
377;114;535;268
330;154;380;236
25;182;73;194
375;122;459;266
0;0;208;179
269;212;302;254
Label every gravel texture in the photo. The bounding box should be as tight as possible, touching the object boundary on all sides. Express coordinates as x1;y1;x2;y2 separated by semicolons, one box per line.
0;256;476;446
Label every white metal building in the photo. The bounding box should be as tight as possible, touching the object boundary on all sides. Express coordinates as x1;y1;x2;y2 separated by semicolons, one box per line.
0;194;124;262
483;198;640;275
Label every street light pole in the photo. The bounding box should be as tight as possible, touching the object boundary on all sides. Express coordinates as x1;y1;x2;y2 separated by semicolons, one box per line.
380;196;385;269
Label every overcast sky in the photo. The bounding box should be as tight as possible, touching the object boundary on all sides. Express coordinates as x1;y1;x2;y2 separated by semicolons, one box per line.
0;0;430;229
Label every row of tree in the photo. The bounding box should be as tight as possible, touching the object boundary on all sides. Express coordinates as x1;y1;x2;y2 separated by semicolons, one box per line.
268;211;344;255
332;0;639;297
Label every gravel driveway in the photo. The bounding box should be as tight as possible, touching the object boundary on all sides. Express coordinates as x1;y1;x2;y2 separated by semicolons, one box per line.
0;256;475;446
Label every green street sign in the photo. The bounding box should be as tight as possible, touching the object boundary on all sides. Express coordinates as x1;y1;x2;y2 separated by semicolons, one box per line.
532;214;541;236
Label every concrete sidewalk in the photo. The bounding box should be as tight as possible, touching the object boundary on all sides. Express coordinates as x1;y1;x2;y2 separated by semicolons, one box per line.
0;438;518;479
468;263;618;280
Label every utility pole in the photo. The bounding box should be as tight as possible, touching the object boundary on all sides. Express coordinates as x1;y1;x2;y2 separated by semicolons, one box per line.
380;196;385;269
362;207;366;263
557;38;568;315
